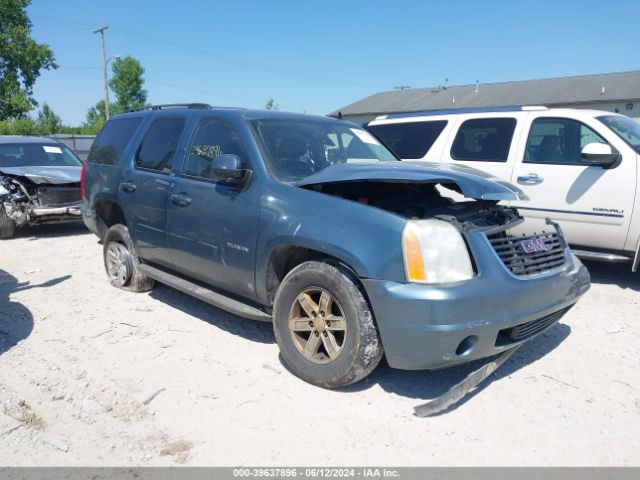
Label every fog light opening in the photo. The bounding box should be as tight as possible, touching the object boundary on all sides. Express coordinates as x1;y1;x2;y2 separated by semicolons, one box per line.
455;335;478;357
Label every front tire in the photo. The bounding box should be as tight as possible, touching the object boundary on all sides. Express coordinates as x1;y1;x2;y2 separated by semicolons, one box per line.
103;224;154;292
0;204;16;239
273;260;383;388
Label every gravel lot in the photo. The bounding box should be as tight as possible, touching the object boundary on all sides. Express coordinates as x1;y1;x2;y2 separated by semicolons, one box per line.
0;223;638;466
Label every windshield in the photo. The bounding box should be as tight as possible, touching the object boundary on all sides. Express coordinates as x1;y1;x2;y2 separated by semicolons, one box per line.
0;142;83;168
251;118;397;182
597;115;640;153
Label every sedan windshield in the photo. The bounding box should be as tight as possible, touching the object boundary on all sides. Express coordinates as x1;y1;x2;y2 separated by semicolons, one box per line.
251;118;397;182
0;143;83;168
597;115;640;153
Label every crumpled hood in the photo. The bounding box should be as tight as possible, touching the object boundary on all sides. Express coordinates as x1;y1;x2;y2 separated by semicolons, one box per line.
0;166;81;185
295;161;527;201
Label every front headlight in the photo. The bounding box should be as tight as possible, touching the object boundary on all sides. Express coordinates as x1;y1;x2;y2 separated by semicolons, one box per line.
402;219;474;284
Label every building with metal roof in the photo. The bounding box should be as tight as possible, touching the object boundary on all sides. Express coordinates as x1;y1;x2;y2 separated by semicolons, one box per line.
332;71;640;124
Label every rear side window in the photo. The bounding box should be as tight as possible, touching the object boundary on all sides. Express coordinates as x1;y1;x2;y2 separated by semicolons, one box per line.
451;118;516;162
87;117;142;165
367;120;447;159
135;117;186;173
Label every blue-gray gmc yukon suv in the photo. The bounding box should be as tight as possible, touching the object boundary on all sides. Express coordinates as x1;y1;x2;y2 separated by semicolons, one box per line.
82;104;590;388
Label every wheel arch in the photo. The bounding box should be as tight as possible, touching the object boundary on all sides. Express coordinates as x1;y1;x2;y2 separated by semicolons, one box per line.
262;244;363;307
94;197;127;240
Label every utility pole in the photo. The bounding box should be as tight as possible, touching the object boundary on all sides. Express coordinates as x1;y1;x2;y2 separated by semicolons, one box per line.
93;25;110;120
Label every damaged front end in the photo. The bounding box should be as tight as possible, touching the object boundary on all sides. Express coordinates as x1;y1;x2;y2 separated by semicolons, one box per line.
0;172;82;232
296;163;525;235
296;161;570;279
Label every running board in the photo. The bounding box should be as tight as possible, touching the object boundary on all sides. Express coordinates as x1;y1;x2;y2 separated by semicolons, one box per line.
571;249;631;263
138;264;272;322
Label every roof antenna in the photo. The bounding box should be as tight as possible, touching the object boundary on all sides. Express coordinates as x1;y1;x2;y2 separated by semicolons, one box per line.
475;80;479;93
443;78;449;90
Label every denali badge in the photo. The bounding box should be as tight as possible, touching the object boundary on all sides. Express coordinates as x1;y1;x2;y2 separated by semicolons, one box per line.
520;237;552;253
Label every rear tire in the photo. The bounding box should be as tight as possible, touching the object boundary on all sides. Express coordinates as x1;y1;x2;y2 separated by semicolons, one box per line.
273;260;383;388
103;224;154;292
0;205;16;239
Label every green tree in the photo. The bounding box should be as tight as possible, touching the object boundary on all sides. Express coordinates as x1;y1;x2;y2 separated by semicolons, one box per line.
0;0;58;119
110;56;147;112
36;103;61;133
265;98;279;111
84;99;119;132
84;55;146;128
0;116;38;135
85;100;111;126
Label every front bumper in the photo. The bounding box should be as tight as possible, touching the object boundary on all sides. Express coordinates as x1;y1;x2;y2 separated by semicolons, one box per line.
25;203;82;224
362;250;590;370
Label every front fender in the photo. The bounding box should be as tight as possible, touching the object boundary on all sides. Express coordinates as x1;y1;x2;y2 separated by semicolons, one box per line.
254;182;407;304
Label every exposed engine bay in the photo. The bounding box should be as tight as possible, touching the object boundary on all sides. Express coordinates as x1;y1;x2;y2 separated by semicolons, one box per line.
303;180;523;233
0;172;82;229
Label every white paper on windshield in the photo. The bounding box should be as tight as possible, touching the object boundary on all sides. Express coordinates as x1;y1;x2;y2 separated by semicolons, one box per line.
43;145;62;154
350;128;379;145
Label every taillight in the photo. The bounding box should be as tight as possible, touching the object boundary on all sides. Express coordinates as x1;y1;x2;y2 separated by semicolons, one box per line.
80;162;87;199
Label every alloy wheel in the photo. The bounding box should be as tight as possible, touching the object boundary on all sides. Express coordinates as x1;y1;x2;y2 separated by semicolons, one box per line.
106;242;131;287
288;287;347;364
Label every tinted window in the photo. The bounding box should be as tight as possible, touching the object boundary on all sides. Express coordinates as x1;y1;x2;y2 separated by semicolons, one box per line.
525;117;608;165
182;118;247;180
251;119;395;182
367;120;447;159
451;118;516;162
135;117;186;173
0;143;82;167
88;117;142;165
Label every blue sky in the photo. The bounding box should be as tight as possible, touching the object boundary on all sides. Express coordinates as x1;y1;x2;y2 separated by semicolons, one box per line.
27;0;640;125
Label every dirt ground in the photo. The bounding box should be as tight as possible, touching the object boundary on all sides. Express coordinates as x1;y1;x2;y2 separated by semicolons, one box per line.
0;222;638;466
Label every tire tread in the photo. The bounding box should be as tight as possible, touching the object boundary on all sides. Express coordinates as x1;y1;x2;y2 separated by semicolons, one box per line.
273;260;383;388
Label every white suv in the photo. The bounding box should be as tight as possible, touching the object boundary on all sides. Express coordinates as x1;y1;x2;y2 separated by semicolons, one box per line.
366;106;640;271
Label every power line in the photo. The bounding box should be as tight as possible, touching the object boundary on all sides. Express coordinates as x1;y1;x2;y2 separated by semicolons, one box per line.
30;16;327;112
31;16;387;89
57;66;100;71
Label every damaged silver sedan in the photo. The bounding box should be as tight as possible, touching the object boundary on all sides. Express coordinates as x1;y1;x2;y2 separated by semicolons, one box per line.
0;136;84;239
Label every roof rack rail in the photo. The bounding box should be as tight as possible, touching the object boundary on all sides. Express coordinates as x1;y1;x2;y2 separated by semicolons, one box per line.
150;103;211;110
377;105;548;120
132;103;212;112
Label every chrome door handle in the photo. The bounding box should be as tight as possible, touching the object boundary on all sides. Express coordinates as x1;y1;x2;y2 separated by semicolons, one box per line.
171;193;192;207
517;174;544;185
121;182;137;193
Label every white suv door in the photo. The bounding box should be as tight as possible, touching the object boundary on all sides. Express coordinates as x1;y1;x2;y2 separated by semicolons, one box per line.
509;112;636;250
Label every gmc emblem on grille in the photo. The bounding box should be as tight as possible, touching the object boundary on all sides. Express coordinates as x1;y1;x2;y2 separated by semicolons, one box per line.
520;237;552;253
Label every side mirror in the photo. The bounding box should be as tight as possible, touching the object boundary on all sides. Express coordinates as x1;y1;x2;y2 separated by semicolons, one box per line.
210;154;251;185
580;143;619;166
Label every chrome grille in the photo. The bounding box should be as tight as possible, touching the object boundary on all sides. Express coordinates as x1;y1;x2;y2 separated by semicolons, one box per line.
487;230;566;276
